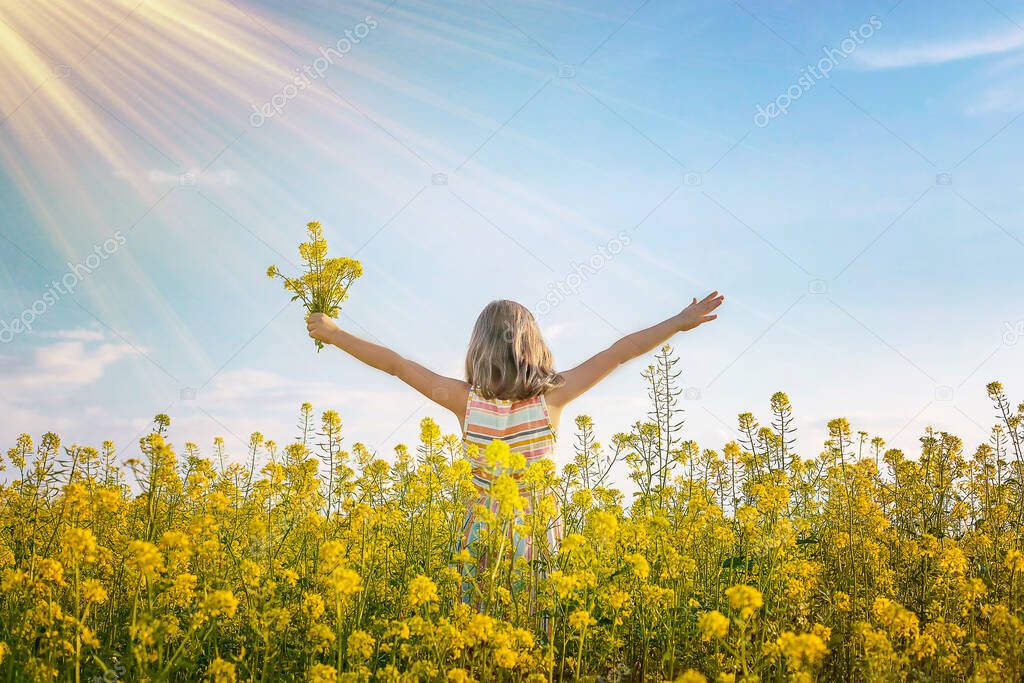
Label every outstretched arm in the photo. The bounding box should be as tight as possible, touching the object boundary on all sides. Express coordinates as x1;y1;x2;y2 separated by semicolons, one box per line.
546;291;724;408
307;313;469;417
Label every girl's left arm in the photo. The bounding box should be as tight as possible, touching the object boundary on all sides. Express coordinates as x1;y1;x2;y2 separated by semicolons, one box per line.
307;313;469;417
546;291;723;408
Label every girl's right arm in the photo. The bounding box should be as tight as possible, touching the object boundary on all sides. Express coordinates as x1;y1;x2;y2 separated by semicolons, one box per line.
307;313;469;418
546;291;723;408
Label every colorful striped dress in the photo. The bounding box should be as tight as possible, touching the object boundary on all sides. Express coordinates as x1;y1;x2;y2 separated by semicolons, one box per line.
459;386;562;604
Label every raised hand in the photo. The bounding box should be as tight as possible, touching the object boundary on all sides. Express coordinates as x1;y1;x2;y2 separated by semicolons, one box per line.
306;313;341;344
677;291;724;331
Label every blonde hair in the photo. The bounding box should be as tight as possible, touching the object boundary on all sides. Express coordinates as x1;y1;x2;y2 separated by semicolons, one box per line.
465;300;563;401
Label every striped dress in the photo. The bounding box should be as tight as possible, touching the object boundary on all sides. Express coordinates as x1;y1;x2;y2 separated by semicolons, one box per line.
459;386;562;605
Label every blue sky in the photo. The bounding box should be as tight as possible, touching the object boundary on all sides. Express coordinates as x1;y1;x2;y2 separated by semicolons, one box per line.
1;0;1021;471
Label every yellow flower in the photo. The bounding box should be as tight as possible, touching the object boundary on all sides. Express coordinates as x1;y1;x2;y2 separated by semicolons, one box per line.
572;488;594;509
491;474;525;517
320;539;347;572
466;614;495;644
347;629;375;660
307;663;337;683
675;670;707;683
209;491;230;512
407;574;439;608
62;528;97;564
964;577;988;601
307;623;335;654
161;573;197;609
160;531;193;568
872;597;919;638
560;534;586;554
937;546;968;578
325;567;362;600
484;439;525;472
624;553;650;581
725;584;763;619
207;657;236;683
1006;549;1024;573
447;668;474;683
1;569;27;592
159;530;191;552
549;571;579;599
239;559;262;588
126;540;164;577
697;610;730;641
777;631;829;670
606;588;629;611
81;579;107;604
568;610;596;630
494;646;518;668
272;222;363;350
303;593;326;620
204;590;239;619
590;510;618;538
37;557;65;585
512;627;534;650
279;568;299;586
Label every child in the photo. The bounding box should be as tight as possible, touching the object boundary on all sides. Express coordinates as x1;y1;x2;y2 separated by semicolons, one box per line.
305;292;723;439
306;292;723;606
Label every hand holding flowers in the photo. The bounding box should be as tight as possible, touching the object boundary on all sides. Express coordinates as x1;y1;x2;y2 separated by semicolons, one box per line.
267;221;362;351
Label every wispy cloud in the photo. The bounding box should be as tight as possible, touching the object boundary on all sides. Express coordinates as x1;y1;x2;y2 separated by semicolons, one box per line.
38;327;106;342
3;332;140;393
0;330;143;446
855;30;1024;69
967;82;1023;114
962;52;1024;114
169;368;431;456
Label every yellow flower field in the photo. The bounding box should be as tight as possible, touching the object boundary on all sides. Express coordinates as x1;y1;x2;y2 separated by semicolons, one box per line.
0;352;1022;682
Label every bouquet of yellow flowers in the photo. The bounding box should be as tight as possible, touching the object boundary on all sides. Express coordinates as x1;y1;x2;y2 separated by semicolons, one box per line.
267;221;363;351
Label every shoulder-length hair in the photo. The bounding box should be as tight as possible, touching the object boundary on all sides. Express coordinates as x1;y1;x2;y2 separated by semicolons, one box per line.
465;300;563;401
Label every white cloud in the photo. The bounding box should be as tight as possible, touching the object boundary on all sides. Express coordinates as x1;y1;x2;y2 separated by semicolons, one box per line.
0;330;143;449
195;368;406;414
855;30;1024;69
2;330;141;396
38;328;106;341
961;53;1024;114
7;340;139;391
966;83;1023;114
168;368;433;454
0;340;441;464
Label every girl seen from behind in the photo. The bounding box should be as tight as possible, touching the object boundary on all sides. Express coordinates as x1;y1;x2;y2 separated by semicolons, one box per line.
306;292;724;621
